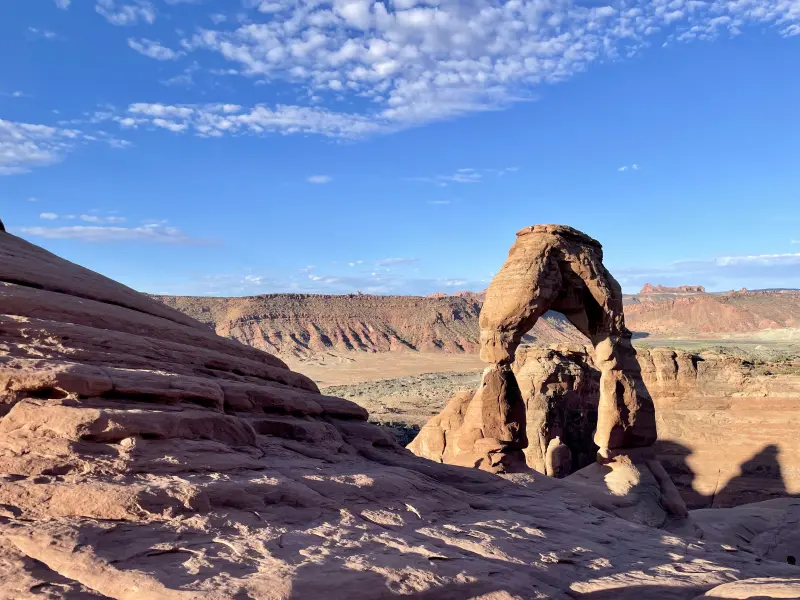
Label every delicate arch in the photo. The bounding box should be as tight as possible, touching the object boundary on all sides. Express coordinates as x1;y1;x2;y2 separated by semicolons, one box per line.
479;225;656;452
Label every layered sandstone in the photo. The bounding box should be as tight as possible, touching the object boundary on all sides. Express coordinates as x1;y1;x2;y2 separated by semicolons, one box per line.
411;225;685;527
492;345;800;508
156;293;582;359
3;228;799;598
157;289;800;362
626;291;800;335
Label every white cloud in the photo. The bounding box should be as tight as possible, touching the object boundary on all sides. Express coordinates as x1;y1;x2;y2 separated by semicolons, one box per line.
40;212;58;220
152;0;800;133
375;257;419;267
54;0;71;8
96;102;382;139
0;118;127;175
128;38;182;60
412;167;518;186
96;0;156;26
614;251;800;292
715;252;800;266
1;91;25;98
307;175;332;184
619;164;641;172
0;119;89;175
28;27;59;40
20;222;192;243
149;262;483;295
441;168;483;184
80;214;127;223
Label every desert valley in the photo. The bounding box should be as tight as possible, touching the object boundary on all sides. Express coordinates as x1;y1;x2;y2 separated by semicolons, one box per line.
155;276;800;510
2;222;799;599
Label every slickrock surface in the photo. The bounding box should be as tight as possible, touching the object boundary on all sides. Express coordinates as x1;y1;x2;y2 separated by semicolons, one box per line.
155;293;582;359
2;229;799;599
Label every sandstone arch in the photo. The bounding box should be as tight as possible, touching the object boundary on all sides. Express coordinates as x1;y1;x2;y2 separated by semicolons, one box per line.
479;224;656;453
409;225;687;525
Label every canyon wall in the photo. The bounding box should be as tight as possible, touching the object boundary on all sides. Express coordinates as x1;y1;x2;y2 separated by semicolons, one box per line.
155;293;583;358
157;289;800;358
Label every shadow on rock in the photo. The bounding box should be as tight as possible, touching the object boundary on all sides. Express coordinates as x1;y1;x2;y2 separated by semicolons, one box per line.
656;440;796;509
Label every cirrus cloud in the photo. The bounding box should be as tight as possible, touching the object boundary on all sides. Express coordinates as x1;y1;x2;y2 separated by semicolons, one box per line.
95;0;156;26
128;38;183;60
307;175;332;184
151;0;800;133
20;221;193;244
614;252;800;292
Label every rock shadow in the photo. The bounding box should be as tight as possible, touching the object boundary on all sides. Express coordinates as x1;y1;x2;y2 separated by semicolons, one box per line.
656;440;795;508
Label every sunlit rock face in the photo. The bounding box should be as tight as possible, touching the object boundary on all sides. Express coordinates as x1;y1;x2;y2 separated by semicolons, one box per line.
411;224;688;527
1;225;798;599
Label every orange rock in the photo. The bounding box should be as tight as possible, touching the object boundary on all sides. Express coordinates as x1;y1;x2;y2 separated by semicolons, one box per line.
1;225;797;598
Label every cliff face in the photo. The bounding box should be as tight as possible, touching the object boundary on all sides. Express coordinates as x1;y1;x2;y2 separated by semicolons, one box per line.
512;346;800;508
157;289;800;359
626;290;800;336
155;294;583;358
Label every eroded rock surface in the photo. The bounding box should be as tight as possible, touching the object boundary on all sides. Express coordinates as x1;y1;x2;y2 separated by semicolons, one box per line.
477;224;656;456
1;229;798;599
441;344;800;509
411;225;683;526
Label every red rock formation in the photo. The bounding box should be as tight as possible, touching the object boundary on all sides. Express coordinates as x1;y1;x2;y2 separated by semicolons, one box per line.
627;291;800;335
2;227;799;598
512;345;800;508
412;225;691;526
156;292;582;358
412;226;660;470
640;284;707;294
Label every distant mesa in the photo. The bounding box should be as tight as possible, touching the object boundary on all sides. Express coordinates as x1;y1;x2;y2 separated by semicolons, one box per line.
640;283;706;294
427;290;486;301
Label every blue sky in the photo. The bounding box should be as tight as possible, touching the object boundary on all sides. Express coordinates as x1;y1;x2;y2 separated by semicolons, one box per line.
2;0;799;296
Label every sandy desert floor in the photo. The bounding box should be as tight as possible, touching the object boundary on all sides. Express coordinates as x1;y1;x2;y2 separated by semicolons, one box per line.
287;333;798;389
295;336;799;449
284;351;486;386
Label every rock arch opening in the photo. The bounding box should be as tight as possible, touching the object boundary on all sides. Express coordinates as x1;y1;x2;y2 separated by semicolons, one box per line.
478;225;656;461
